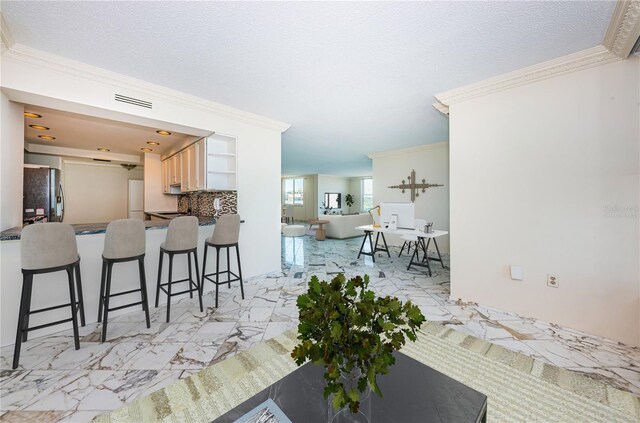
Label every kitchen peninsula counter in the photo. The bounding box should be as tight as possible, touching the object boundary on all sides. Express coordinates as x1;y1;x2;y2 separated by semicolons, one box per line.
0;216;217;241
0;215;244;346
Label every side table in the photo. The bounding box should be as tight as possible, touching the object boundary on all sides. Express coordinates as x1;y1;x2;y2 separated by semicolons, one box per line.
308;219;330;241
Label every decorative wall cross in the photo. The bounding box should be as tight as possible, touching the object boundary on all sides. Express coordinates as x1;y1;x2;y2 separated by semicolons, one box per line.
388;169;443;202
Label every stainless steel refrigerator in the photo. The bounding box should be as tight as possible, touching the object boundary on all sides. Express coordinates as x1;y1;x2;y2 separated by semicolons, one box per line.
23;166;64;223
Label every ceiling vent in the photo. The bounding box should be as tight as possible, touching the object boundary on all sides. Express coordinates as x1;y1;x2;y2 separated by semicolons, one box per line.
114;94;152;109
93;158;111;163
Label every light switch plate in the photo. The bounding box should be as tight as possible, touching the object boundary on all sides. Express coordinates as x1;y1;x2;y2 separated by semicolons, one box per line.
510;265;523;280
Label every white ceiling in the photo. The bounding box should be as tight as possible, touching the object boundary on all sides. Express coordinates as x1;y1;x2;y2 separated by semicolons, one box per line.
23;105;200;159
1;1;616;176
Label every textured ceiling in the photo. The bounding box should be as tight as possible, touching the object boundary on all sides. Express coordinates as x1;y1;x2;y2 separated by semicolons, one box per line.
1;1;615;176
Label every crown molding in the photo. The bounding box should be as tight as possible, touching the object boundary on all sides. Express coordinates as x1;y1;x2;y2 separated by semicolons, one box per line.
0;13;15;54
434;1;639;109
434;46;619;108
432;101;449;117
3;43;291;133
367;142;448;160
604;0;640;58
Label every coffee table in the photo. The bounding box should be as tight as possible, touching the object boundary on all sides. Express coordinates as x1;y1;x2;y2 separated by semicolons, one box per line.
213;351;487;422
308;219;330;241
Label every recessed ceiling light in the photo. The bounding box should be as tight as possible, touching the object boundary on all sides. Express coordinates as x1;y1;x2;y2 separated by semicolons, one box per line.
146;141;160;146
38;135;56;140
156;130;171;136
97;148;110;152
141;148;153;152
29;125;50;130
24;112;42;118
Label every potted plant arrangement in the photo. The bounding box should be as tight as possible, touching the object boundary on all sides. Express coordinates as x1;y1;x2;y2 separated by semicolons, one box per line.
320;201;333;215
291;274;426;419
345;194;354;211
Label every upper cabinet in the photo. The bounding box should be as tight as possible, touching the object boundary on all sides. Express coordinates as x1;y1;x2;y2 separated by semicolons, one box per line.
168;154;181;186
206;134;237;191
162;159;170;194
162;135;237;194
195;138;206;191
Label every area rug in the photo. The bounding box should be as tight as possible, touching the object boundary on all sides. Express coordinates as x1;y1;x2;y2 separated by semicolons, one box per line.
93;321;640;422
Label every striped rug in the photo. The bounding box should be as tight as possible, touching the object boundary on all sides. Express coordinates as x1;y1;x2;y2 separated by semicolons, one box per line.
94;321;640;422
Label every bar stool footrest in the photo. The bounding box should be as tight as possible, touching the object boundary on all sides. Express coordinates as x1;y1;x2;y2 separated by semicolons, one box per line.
107;301;144;313
28;302;75;315
203;271;240;286
109;288;143;298
28;317;75;332
158;280;199;297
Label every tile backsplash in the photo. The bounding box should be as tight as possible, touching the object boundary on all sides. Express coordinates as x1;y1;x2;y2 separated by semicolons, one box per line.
178;191;237;218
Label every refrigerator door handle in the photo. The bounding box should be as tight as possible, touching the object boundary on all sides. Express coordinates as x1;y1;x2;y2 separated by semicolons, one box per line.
58;183;65;222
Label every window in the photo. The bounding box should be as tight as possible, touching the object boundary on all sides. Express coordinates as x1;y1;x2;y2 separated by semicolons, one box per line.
361;178;373;211
283;177;304;205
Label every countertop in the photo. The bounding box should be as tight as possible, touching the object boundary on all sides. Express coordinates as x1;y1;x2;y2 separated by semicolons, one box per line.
0;216;217;241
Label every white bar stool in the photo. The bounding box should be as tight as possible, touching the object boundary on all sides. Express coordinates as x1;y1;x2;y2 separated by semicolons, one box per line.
13;223;86;369
98;219;151;342
202;214;244;308
155;216;203;322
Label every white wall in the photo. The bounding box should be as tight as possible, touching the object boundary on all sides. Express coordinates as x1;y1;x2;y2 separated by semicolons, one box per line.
317;174;349;215
347;177;364;214
1;45;287;278
144;153;177;212
0;93;24;230
449;57;640;346
370;143;450;251
63;160;144;224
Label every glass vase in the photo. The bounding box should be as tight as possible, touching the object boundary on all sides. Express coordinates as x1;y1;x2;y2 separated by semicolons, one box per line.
327;368;372;423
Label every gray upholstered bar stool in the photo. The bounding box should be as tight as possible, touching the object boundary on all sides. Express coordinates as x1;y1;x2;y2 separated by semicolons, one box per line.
98;219;151;342
202;214;244;308
155;216;203;322
13;223;86;369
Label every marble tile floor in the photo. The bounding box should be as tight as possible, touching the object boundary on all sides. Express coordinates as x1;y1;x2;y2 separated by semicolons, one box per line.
1;234;639;421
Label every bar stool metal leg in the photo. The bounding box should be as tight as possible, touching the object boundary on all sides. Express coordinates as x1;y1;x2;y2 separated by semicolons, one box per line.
166;253;174;323
13;274;31;369
187;253;194;298
66;267;80;350
138;258;151;328
21;275;33;342
75;261;86;327
215;246;221;308
236;245;244;299
226;249;231;289
155;251;164;308
97;261;107;323
193;251;203;312
101;262;113;343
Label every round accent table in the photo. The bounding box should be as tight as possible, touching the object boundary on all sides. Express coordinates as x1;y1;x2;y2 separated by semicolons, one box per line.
308;219;330;241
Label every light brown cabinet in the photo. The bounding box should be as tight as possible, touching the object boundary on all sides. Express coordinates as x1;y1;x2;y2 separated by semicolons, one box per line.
168;155;181;186
162;159;169;193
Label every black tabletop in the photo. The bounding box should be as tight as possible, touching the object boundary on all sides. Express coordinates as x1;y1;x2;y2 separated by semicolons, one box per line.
214;351;487;423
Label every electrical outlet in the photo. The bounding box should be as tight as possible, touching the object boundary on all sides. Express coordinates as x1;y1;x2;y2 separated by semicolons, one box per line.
547;274;559;288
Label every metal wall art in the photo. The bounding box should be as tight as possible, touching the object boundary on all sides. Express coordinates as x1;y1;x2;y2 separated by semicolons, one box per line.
388;169;443;202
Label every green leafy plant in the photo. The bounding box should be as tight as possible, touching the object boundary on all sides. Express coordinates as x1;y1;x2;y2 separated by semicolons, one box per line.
291;274;426;413
345;194;354;208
